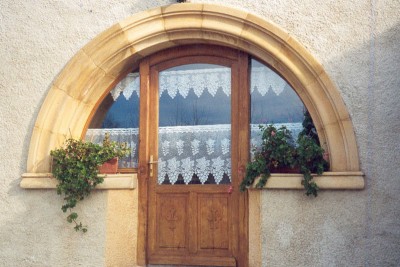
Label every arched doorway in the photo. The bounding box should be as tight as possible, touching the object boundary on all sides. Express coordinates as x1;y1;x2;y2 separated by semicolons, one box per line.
22;3;363;266
85;43;318;266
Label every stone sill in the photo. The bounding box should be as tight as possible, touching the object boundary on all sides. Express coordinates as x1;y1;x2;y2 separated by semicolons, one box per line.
20;172;363;190
20;173;137;189
252;172;364;190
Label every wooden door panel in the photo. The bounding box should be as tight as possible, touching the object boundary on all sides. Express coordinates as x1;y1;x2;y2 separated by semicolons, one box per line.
198;194;230;251
155;193;189;252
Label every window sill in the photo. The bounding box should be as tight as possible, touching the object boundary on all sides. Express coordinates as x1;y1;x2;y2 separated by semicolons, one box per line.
20;173;137;189
20;172;363;190
252;172;364;190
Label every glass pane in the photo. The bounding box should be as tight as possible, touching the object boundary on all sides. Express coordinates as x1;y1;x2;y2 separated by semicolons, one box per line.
85;72;140;169
250;59;304;150
158;64;231;185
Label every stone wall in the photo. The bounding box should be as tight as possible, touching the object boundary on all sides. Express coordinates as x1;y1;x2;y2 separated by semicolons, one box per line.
0;0;399;266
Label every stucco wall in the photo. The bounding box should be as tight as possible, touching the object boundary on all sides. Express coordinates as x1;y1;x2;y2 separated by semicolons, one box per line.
251;1;400;266
0;0;399;266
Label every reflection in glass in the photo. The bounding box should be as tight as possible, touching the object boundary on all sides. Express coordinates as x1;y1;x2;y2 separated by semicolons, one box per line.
250;59;305;150
157;64;232;185
86;72;140;169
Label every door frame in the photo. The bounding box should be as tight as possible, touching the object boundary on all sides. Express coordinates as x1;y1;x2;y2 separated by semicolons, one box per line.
137;45;249;266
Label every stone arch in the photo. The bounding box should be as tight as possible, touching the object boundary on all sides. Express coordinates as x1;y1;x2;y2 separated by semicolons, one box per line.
26;3;361;175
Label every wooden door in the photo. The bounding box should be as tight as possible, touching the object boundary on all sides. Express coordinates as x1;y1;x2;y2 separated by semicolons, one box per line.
139;46;249;266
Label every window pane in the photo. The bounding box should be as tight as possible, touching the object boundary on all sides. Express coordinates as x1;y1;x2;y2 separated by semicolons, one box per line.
250;59;304;150
85;72;140;169
157;64;232;185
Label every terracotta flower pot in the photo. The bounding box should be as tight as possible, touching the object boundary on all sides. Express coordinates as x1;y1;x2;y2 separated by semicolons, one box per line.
99;157;118;174
270;165;300;173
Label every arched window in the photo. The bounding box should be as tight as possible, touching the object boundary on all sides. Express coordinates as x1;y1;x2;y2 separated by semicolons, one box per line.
85;54;315;174
86;71;140;170
250;58;305;146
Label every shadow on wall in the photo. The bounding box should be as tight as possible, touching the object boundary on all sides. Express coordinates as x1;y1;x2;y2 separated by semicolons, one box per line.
260;22;400;267
326;22;400;266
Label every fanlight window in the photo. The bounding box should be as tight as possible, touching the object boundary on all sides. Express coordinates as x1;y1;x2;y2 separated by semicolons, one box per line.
250;59;305;150
86;72;140;169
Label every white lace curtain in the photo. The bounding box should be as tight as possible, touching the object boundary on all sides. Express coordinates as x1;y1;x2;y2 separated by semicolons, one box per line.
158;124;232;185
91;64;299;184
110;66;287;101
85;123;303;184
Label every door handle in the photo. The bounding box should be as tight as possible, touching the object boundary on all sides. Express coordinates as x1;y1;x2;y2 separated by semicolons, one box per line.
148;155;158;178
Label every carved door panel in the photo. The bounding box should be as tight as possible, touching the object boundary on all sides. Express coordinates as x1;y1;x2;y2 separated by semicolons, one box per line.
149;188;235;266
143;46;249;266
198;193;230;252
157;193;189;250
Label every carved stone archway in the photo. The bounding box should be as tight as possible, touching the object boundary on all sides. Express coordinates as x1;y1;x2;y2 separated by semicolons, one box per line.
25;4;361;175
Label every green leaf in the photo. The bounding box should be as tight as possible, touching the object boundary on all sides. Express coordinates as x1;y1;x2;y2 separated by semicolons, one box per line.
51;136;126;233
240;113;328;197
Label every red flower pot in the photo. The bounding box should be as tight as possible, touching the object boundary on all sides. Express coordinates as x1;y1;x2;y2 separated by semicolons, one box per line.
99;157;118;174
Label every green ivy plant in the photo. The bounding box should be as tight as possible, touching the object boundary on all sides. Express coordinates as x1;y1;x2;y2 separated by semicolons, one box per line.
240;112;329;197
50;133;130;232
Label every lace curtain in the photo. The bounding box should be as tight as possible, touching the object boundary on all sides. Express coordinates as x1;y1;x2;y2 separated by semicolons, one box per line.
85;123;302;184
158;124;232;185
88;63;302;184
110;66;287;101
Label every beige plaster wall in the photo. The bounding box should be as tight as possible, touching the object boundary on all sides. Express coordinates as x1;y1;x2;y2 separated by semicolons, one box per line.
0;1;170;266
0;1;399;266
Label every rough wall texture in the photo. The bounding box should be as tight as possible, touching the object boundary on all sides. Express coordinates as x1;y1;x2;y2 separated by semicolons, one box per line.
0;0;399;266
0;1;173;266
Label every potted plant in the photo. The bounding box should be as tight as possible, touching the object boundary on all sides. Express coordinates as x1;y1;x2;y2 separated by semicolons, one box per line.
98;133;130;174
240;112;329;196
50;134;130;232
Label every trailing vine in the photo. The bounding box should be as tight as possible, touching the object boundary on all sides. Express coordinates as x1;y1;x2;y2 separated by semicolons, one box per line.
240;112;329;196
50;134;130;232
